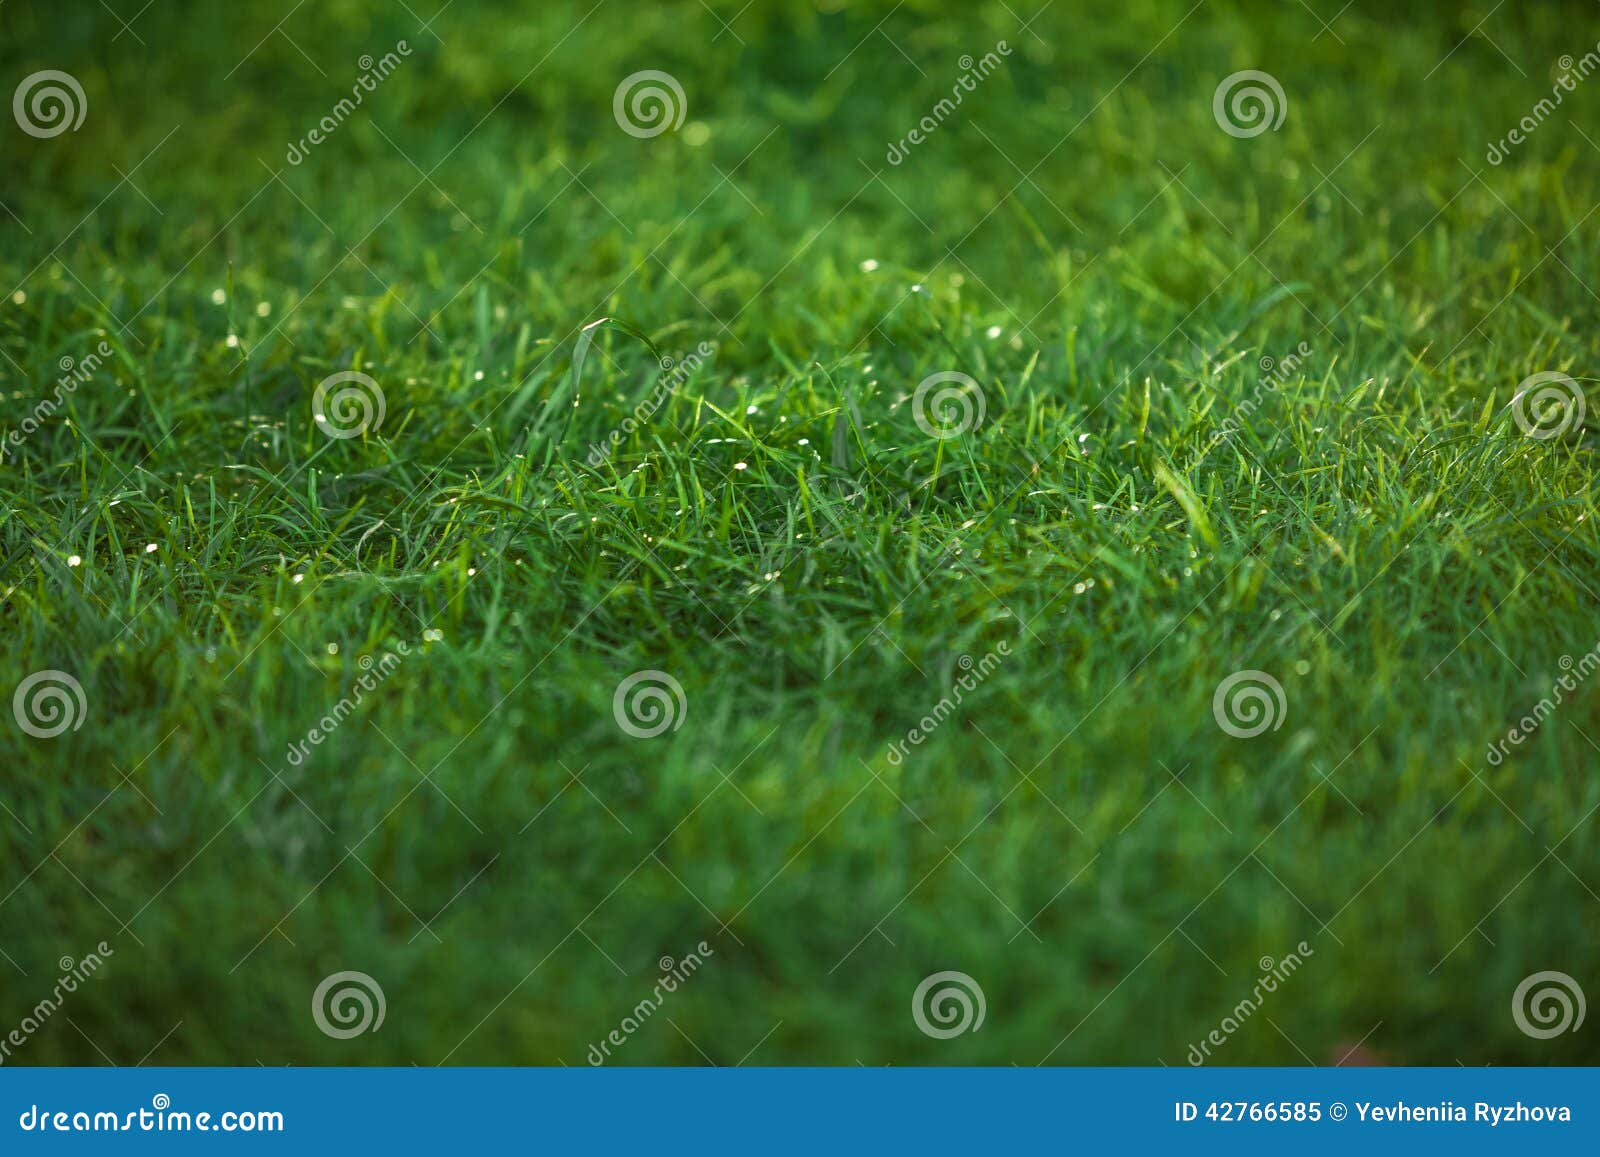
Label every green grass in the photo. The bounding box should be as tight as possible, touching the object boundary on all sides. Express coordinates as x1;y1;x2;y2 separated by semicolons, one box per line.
4;0;1600;1065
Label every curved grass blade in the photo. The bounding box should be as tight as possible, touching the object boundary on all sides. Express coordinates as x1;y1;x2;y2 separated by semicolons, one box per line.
526;316;663;467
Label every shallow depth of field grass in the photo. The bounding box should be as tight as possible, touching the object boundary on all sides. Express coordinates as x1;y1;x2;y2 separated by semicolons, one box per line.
3;0;1599;1065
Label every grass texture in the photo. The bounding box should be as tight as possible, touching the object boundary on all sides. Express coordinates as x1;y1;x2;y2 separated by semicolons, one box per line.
2;0;1599;1065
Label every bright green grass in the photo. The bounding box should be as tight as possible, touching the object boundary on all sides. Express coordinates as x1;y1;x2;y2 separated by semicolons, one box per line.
3;0;1599;1065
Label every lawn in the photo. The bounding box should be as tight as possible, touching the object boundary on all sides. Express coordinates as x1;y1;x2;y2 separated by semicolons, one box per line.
3;0;1599;1066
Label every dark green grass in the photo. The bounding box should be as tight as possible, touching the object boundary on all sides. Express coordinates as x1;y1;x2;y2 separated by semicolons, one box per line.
3;0;1600;1065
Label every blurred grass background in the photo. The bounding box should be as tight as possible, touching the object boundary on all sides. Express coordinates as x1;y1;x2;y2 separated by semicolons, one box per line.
2;0;1599;1064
